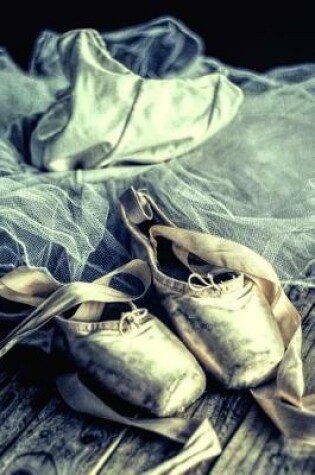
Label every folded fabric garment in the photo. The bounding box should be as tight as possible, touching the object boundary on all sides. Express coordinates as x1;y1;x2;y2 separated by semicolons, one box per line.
30;29;243;171
0;16;204;153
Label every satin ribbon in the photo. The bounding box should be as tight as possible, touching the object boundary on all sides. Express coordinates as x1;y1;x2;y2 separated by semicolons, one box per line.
0;259;221;474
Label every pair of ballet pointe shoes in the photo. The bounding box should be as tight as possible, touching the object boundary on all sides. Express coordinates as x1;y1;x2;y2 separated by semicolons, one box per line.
0;187;313;473
56;185;286;418
58;185;286;419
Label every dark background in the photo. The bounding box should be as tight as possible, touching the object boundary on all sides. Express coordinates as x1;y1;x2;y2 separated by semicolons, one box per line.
0;3;313;72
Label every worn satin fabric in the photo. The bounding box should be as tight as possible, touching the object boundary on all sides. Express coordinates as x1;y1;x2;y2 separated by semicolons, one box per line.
119;188;315;446
0;260;221;474
30;29;243;171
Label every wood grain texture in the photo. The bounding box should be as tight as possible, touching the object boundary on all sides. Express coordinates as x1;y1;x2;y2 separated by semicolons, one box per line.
0;349;129;475
0;285;313;475
101;388;253;474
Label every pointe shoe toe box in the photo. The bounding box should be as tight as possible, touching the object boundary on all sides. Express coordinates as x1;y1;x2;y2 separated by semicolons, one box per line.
56;315;206;416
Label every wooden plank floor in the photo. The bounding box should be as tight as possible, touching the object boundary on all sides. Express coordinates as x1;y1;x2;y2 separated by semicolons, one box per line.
0;285;314;475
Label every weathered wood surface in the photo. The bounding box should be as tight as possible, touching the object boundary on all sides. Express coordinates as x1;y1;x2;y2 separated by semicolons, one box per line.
0;285;314;475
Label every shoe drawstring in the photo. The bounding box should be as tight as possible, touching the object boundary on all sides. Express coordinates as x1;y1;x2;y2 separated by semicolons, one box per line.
188;272;222;295
188;271;253;311
119;307;148;336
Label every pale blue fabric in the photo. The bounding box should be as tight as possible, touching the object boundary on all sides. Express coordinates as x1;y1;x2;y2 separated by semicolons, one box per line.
30;16;204;79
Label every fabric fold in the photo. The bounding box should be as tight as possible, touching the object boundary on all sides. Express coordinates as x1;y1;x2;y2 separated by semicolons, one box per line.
31;29;243;171
30;16;205;80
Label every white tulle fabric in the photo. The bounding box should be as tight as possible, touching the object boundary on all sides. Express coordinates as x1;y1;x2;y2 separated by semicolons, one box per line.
0;17;313;293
